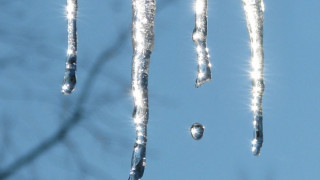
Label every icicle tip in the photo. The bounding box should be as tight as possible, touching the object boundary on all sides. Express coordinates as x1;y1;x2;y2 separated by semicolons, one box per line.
61;72;76;95
195;72;211;88
251;138;262;156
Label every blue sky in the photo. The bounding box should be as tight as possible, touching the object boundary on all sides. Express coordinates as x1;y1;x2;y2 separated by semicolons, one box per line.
0;0;319;179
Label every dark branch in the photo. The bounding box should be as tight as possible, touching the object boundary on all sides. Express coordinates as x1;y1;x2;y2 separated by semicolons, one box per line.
0;29;129;180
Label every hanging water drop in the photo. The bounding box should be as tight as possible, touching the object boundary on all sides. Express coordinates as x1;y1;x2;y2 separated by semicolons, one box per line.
193;0;212;87
128;0;156;179
190;123;205;140
242;0;265;156
61;0;78;95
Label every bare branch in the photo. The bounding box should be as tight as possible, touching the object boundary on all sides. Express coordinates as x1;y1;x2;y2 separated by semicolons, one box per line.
63;138;113;180
0;29;129;180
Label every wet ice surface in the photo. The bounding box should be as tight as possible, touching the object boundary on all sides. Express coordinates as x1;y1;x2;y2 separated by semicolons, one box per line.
62;0;78;95
128;0;156;179
242;0;265;156
193;0;212;87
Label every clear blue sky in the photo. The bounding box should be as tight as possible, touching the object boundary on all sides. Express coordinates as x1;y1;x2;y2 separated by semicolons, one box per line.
0;0;319;179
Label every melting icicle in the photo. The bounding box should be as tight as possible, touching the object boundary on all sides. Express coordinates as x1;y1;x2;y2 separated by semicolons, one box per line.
193;0;212;87
128;0;156;179
242;0;265;156
190;123;205;140
61;0;78;95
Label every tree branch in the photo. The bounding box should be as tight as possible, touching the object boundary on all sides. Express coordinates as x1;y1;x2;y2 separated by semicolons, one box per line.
0;29;129;180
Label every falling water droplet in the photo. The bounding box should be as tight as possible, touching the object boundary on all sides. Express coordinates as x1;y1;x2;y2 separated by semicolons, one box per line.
190;123;205;140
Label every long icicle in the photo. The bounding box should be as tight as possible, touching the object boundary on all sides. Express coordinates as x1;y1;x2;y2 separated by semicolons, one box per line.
62;0;78;95
193;0;212;87
242;0;265;156
129;0;156;179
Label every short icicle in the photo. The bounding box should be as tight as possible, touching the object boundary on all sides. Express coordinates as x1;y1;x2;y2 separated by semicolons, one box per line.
193;0;212;87
62;0;78;95
242;0;265;156
128;0;156;179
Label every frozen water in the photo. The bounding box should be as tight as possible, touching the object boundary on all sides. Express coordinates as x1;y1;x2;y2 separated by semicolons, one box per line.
61;0;78;95
193;0;212;87
128;0;156;179
242;0;265;156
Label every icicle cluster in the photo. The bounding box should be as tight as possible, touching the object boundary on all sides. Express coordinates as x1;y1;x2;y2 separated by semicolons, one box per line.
62;0;78;95
242;0;265;156
129;0;156;179
193;0;212;87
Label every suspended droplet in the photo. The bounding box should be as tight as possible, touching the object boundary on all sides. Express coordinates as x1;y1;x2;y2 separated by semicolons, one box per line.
61;65;76;95
190;123;205;140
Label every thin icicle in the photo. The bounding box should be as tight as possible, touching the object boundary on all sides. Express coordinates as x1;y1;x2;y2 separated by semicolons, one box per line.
193;0;212;87
62;0;78;95
242;0;265;156
129;0;156;179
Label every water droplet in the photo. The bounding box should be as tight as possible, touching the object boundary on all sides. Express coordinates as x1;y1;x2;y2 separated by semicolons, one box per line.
190;123;205;140
61;67;76;95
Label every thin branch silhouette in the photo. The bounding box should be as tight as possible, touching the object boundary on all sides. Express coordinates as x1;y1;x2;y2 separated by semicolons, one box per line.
0;30;128;180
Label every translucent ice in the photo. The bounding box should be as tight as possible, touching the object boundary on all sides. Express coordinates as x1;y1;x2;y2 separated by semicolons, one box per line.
193;0;212;87
242;0;265;156
128;0;156;179
61;0;78;95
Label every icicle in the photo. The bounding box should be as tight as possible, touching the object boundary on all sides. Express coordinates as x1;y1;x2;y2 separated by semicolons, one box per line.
242;0;265;156
193;0;212;88
61;0;78;95
128;0;156;179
